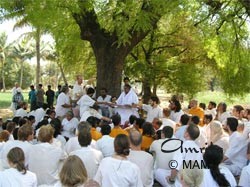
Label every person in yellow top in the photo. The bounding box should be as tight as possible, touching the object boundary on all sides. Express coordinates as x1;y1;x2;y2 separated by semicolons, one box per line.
141;122;155;151
87;116;102;141
109;114;128;138
188;99;204;126
125;117;144;134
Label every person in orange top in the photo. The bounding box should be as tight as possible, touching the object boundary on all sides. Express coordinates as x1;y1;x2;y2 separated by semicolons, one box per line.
141;122;155;151
109;114;128;138
87;116;102;141
188;99;204;126
125;117;144;134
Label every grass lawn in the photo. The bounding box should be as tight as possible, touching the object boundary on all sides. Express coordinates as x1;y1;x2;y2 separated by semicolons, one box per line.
0;91;29;109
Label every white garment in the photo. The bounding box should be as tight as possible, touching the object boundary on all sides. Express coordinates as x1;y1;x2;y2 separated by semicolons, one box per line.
0;140;32;169
72;83;84;101
64;136;96;155
34;108;46;127
94;157;143;187
239;163;250;187
174;140;203;171
218;112;231;124
127;150;154;187
214;136;229;154
159;118;176;131
97;95;111;108
80;108;103;122
142;104;162;123
70;146;103;179
175;125;187;141
55;135;66;149
201;166;236;187
150;138;180;170
61;117;79;138
205;108;217;119
15;108;28;117
55;92;71;117
28;143;66;185
116;89;139;125
170;110;184;123
0;168;37;187
195;126;208;148
77;95;96;117
224;131;248;176
96;135;115;157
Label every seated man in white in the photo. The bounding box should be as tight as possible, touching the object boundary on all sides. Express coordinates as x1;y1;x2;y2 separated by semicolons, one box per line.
222;117;248;176
115;84;139;126
77;87;107;118
61;111;79;140
169;99;184;124
157;124;203;187
28;125;67;185
175;114;190;141
150;126;178;171
159;108;176;131
0;124;33;169
64;122;96;155
70;122;103;179
140;96;162;123
128;130;154;187
201;144;236;187
239;163;250;187
96;124;115;157
97;88;112;117
14;102;28;118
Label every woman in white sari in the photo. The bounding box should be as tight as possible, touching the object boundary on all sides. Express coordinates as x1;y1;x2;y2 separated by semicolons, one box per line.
209;120;229;153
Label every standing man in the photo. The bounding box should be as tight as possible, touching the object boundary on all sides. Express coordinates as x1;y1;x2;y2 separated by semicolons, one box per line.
97;88;111;117
10;82;21;112
72;75;85;102
28;85;37;111
115;84;139;126
46;85;55;109
12;88;24;111
36;84;45;108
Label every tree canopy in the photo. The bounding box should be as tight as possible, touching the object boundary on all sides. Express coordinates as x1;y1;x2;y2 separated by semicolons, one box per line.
0;0;249;97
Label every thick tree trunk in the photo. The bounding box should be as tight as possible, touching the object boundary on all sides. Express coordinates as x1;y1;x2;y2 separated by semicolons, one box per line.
35;28;41;87
90;39;129;98
142;79;152;104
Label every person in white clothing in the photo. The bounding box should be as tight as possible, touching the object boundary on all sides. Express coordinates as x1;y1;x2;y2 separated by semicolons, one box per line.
54;155;100;187
115;84;139;126
70;122;103;179
96;124;115;157
0;147;37;187
239;163;250;187
160;108;176;131
209;120;229;153
223;117;248;176
174;114;190;141
61;111;79;139
128;130;154;187
55;85;72;118
97;88;112;117
201;144;236;187
28;125;67;185
94;134;143;187
140;96;162;123
205;101;217;119
215;102;231;124
150;126;177;170
50;119;67;149
169;99;184;124
202;114;213;144
77;87;105;117
0;124;33;169
14;102;28;117
72;75;85;101
64;122;96;154
161;124;203;187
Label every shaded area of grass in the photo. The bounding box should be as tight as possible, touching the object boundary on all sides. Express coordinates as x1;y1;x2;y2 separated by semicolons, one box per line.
0;91;28;109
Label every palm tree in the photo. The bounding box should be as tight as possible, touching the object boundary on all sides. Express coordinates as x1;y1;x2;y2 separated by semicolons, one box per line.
12;38;34;88
0;32;13;92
